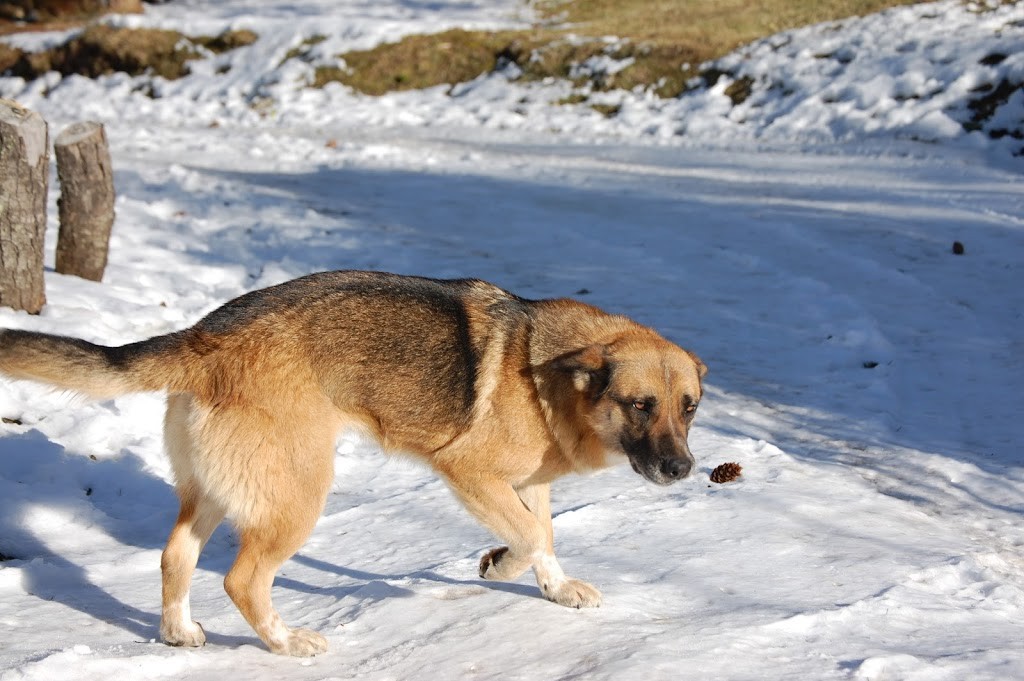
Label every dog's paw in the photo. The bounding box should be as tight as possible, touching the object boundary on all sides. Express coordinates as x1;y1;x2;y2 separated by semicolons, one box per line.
542;578;602;609
270;627;329;657
161;619;206;648
479;546;530;581
479;546;509;579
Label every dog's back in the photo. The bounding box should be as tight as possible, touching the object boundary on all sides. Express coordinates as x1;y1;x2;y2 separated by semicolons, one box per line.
0;271;503;392
0;270;535;451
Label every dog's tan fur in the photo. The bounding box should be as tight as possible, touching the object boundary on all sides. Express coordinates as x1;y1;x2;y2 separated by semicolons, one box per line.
0;271;706;656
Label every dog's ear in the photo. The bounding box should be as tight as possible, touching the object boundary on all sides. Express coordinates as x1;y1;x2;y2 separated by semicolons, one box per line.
688;351;708;379
549;344;612;396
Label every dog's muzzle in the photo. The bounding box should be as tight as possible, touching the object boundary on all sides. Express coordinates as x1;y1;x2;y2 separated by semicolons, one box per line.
660;456;692;481
630;453;694;485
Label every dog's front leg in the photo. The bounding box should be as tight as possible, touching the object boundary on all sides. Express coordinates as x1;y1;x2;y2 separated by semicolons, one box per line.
478;482;552;582
478;482;551;579
445;474;601;608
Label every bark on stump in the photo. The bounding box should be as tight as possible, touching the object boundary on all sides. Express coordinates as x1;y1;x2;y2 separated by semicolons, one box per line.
0;98;48;314
55;121;115;282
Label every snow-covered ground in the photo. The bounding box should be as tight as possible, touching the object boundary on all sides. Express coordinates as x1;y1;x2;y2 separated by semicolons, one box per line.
1;1;1023;679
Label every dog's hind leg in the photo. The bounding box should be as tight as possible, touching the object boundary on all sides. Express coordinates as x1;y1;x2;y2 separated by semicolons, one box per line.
160;481;225;646
160;393;226;647
213;404;337;657
224;515;329;656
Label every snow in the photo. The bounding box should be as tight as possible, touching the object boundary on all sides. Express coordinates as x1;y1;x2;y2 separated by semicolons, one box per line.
1;0;1023;679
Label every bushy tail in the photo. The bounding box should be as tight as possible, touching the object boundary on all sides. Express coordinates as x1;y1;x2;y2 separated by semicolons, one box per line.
0;329;190;399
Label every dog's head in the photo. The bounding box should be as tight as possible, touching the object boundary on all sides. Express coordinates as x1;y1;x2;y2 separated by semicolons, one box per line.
551;335;707;485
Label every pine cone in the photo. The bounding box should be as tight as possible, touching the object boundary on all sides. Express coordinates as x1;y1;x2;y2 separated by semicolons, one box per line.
710;462;742;483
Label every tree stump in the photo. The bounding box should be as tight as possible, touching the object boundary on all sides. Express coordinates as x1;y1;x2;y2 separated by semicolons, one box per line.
55;121;115;282
0;98;48;314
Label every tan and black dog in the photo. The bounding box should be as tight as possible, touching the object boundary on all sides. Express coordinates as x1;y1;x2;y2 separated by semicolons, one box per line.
0;270;706;656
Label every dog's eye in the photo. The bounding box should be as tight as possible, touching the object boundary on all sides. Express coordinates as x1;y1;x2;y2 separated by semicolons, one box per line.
632;400;650;413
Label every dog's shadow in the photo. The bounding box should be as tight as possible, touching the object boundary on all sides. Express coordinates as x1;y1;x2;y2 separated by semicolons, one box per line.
0;429;538;650
286;553;541;601
0;430;171;642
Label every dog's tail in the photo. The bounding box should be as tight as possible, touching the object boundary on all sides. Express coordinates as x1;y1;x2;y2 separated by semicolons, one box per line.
0;329;192;399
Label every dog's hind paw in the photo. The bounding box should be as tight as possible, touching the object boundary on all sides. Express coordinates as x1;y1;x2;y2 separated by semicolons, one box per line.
479;546;508;578
479;546;530;581
542;578;602;609
161;619;206;647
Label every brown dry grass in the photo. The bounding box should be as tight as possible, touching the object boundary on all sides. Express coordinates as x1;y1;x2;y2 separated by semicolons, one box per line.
536;0;924;46
318;0;930;97
1;1;938;101
0;0;141;36
1;25;258;81
316;29;526;95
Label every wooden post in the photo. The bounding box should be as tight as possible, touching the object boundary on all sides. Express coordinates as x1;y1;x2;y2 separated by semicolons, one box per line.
0;98;48;314
55;121;115;282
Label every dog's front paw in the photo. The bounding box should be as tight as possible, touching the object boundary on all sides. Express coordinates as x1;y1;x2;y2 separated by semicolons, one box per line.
542;578;602;609
161;619;206;647
478;546;530;581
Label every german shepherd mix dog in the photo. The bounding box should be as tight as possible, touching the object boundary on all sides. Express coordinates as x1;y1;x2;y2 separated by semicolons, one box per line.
0;271;706;656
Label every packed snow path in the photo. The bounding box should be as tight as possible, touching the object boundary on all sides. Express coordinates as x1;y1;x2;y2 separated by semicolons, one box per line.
1;128;1021;681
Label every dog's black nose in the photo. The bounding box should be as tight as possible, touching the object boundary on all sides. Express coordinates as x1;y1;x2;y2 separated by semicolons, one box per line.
661;457;692;480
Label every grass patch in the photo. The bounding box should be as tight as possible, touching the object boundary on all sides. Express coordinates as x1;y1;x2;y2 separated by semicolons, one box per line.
0;42;19;72
194;28;258;55
0;0;142;36
535;0;924;46
590;102;621;117
724;75;756;105
314;0;929;97
46;24;199;79
314;28;533;95
557;92;589;105
2;25;259;81
964;0;1020;12
283;34;326;63
516;37;608;82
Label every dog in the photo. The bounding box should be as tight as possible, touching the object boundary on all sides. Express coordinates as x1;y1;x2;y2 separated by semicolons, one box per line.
0;270;707;656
